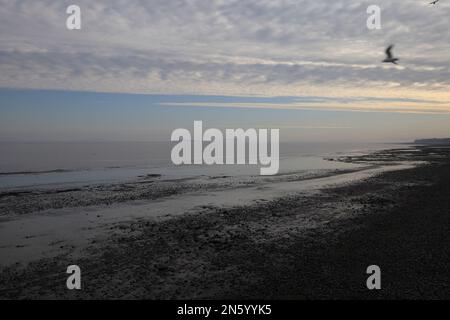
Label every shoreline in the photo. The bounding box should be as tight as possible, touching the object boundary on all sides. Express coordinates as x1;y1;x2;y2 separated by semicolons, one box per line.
1;146;449;298
0;147;416;267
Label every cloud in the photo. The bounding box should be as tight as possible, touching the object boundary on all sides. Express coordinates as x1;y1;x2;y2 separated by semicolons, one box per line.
0;0;449;106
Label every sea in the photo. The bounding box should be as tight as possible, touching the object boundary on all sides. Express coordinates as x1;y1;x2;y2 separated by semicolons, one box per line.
0;141;404;189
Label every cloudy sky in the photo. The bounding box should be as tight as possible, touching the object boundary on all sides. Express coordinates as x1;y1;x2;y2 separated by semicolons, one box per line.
0;0;449;142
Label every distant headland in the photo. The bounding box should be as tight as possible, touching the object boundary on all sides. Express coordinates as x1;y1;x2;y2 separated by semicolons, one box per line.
415;138;450;145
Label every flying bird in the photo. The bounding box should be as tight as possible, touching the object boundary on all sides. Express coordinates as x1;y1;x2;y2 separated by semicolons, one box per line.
382;45;399;65
429;0;439;4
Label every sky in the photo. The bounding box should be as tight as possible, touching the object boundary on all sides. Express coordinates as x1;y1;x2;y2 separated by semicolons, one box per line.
0;0;449;142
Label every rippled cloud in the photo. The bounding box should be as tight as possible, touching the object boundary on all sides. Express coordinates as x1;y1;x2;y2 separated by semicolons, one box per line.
0;0;449;108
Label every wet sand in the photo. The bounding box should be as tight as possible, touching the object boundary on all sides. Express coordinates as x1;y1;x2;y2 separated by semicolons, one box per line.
1;146;449;299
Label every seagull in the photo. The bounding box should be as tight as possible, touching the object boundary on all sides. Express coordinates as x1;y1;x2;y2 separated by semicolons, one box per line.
382;45;399;65
430;0;439;4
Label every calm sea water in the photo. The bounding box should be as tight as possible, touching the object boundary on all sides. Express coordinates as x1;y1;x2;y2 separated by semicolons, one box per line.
0;141;400;189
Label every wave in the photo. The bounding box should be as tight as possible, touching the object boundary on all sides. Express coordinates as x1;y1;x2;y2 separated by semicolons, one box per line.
0;169;74;176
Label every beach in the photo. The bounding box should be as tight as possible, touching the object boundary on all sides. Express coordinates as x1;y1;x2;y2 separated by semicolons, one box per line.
1;145;449;299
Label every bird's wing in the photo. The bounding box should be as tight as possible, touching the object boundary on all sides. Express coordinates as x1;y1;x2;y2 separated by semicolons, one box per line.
385;45;393;59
